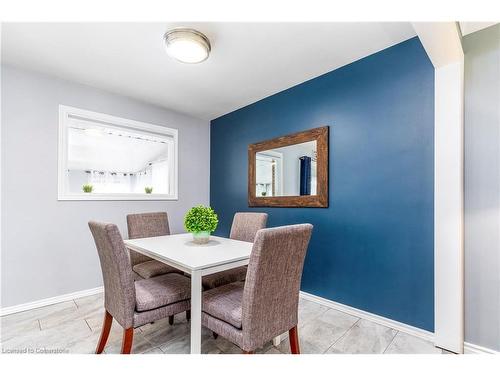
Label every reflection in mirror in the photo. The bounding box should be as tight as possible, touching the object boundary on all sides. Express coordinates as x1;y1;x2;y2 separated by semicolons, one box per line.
255;141;317;197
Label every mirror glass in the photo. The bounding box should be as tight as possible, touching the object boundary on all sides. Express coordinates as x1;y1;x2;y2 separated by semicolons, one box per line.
255;140;317;197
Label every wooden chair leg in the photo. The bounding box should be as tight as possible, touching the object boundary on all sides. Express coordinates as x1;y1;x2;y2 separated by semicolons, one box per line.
186;310;191;321
95;310;113;354
121;328;134;354
168;316;174;325
289;326;300;354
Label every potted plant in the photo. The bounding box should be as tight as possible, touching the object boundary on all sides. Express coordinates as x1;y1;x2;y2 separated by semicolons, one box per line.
184;205;218;244
145;187;153;194
82;184;93;193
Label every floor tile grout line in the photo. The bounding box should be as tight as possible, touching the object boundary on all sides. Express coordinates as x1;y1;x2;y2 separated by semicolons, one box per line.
84;319;92;332
276;306;359;354
324;317;360;353
300;297;425;341
37;319;42;331
322;317;361;354
382;330;399;354
139;321;189;350
156;344;167;354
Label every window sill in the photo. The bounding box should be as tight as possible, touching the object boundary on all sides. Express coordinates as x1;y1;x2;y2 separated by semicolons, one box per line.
57;193;178;201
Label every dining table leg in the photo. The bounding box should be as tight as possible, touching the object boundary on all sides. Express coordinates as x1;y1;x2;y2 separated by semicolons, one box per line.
190;270;202;354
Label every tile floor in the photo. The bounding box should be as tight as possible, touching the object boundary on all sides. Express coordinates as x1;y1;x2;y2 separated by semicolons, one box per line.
0;293;446;354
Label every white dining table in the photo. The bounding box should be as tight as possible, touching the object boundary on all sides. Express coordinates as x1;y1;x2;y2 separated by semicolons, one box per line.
124;233;253;354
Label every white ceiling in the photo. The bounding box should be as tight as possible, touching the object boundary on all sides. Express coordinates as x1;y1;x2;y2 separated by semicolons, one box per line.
459;22;498;36
2;22;416;120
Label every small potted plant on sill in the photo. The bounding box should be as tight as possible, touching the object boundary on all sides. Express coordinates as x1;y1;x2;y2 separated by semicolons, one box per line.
145;187;153;194
82;184;93;193
184;205;218;244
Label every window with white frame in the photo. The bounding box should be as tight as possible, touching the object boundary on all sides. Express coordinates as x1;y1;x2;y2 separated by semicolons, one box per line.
58;105;178;200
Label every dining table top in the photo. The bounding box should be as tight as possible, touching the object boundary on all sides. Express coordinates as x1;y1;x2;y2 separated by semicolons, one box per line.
124;233;253;272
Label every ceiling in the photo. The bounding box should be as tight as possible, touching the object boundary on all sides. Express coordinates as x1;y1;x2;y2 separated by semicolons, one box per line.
1;22;418;120
459;22;498;36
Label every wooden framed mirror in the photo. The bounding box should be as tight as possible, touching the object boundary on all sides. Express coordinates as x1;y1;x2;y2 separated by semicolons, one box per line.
248;126;329;207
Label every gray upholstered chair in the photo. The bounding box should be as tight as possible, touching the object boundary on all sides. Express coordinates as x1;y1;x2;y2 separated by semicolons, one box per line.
88;221;191;354
201;224;313;354
126;212;183;280
127;212;189;324
202;212;268;290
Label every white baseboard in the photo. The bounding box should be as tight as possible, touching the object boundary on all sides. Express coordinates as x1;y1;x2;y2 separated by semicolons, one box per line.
0;286;104;317
464;342;499;355
299;291;434;342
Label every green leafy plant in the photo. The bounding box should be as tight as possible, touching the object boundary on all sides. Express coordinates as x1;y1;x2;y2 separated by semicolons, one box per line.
145;187;153;194
82;184;93;193
184;205;218;233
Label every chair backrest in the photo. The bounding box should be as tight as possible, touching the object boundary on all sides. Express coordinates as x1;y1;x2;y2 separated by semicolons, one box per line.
229;212;268;243
88;221;136;329
241;224;313;350
126;212;170;266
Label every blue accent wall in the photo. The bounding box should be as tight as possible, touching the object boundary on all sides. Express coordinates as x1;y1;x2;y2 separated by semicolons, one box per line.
210;37;435;331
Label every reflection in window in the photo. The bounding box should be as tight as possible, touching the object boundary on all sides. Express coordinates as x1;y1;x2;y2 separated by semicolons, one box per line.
59;106;177;200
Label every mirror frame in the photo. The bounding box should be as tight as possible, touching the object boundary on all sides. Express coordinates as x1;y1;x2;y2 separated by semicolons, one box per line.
248;126;329;208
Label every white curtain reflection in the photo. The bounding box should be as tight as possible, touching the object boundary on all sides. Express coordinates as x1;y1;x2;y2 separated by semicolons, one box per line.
133;168;152;193
89;171;131;193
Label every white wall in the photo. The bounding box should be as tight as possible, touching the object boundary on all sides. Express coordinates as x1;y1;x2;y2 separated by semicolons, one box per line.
463;24;500;352
0;65;210;308
412;22;465;353
433;61;465;353
274;142;315;196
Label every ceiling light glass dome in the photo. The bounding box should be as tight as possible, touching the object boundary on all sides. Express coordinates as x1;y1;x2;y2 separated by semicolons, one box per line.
163;28;211;64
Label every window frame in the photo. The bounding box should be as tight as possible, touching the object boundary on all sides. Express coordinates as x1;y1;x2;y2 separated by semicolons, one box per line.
58;105;179;201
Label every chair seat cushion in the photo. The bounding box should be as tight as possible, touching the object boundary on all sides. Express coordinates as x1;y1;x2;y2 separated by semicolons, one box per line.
202;281;244;329
202;266;247;290
133;259;182;279
135;273;191;312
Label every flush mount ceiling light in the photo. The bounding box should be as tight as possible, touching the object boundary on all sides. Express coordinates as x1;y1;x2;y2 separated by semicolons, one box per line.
163;28;211;64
